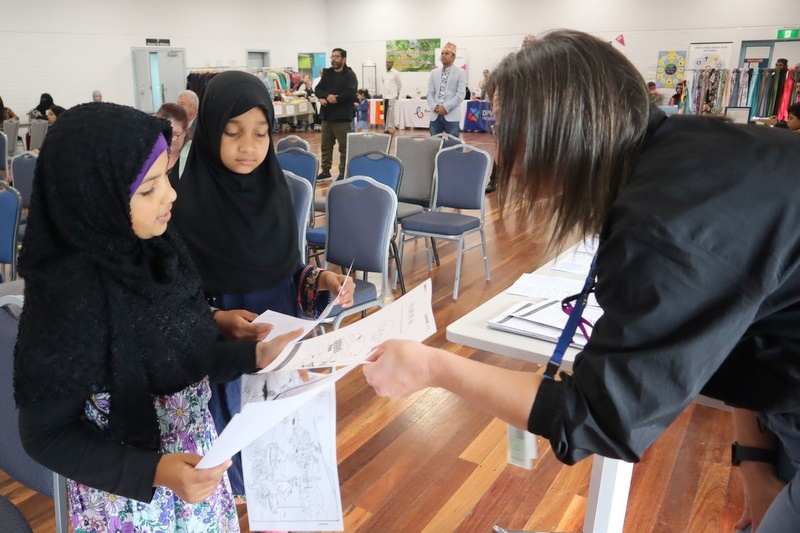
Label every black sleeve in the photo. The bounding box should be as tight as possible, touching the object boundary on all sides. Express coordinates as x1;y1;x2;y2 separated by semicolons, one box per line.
340;70;359;105
528;225;762;464
208;340;258;382
19;398;162;503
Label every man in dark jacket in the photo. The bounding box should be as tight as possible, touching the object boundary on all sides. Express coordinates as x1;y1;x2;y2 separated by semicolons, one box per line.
314;48;358;180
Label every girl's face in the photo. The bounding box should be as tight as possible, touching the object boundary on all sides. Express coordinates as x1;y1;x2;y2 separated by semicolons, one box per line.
357;93;364;100
168;118;186;154
676;85;683;94
45;110;56;124
787;113;800;131
219;107;270;174
130;151;175;239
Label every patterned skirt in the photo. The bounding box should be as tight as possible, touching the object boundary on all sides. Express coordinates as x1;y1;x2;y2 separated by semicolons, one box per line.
68;379;240;533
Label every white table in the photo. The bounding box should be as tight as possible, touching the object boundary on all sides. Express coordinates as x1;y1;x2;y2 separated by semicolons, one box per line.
446;249;728;533
446;251;632;533
395;99;466;130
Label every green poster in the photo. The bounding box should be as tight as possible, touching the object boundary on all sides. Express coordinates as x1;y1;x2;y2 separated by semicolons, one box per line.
386;38;441;72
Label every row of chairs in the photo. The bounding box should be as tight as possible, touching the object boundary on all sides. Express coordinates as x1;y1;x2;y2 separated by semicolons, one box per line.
278;135;492;302
1;120;47;172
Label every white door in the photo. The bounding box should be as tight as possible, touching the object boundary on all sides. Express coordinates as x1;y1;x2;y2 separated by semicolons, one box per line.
131;48;187;113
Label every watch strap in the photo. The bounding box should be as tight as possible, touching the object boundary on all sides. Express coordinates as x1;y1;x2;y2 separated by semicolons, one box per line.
731;441;777;466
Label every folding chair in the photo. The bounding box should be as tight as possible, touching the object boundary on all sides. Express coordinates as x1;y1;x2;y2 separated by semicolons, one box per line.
277;148;319;225
431;131;464;150
28;120;48;152
0;293;70;533
320;177;397;330
284;170;313;263
398;144;492;300
276;134;311;153
343;132;392;176
3;120;19;159
0;184;22;282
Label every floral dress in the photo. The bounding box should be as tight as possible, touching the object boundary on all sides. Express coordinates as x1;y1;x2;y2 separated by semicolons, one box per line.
68;379;240;533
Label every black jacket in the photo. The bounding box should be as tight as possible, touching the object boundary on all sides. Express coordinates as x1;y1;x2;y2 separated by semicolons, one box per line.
314;66;358;122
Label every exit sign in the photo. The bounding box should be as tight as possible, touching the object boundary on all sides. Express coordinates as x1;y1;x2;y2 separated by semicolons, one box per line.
777;28;799;39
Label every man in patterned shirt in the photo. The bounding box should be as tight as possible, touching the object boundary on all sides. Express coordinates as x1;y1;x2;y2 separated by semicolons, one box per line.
426;41;466;137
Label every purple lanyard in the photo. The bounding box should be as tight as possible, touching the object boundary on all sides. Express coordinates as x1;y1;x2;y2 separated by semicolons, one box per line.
543;253;597;380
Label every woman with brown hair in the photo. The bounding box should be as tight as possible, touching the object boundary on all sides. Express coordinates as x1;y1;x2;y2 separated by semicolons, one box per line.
156;102;193;179
363;29;800;532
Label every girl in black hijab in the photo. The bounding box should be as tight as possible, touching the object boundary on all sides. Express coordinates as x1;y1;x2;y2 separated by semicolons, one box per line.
171;70;354;497
14;102;299;532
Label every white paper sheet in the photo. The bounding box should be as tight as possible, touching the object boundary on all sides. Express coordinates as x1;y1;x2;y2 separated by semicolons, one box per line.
197;279;437;468
241;372;343;531
505;274;598;307
196;362;360;469
260;277;436;372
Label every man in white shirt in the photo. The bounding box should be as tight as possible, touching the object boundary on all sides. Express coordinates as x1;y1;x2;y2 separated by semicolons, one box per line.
427;41;466;137
381;59;402;133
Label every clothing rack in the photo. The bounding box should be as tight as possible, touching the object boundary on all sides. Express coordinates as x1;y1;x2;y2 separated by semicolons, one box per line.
683;67;800;119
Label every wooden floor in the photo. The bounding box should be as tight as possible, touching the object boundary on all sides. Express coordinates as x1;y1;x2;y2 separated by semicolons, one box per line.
1;128;743;532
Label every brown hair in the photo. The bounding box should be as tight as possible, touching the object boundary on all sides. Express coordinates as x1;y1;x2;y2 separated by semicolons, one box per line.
486;29;650;248
156;102;191;141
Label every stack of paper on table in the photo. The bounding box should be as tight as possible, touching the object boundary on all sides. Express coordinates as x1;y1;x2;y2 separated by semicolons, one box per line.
487;299;603;348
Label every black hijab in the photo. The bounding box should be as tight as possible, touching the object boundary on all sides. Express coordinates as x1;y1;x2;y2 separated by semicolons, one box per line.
14;102;216;451
172;71;299;294
35;93;54;116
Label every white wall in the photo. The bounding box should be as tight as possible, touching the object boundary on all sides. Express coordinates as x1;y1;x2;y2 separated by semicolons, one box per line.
4;0;800;116
326;0;800;95
2;0;329;116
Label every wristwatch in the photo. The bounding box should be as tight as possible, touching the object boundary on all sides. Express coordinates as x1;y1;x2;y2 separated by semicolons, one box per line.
731;441;777;466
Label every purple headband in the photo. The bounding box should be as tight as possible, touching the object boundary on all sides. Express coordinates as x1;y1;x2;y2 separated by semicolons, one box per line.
129;134;169;198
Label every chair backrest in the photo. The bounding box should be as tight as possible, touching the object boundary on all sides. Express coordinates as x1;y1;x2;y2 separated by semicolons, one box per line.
3;121;19;157
0;131;7;172
283;170;313;261
325;176;397;280
28;120;48;152
395;135;442;206
0;184;21;281
0;294;57;497
276;148;318;190
10;152;37;208
433;144;492;212
344;150;403;193
345;132;392;169
276;135;311;153
431;132;464;150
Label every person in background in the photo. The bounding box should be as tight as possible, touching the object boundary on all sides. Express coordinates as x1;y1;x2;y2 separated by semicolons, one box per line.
315;48;358;180
364;29;800;532
45;105;65;125
28;93;54;120
1;96;19;121
427;41;466;137
14;102;300;533
477;69;491;99
156;103;193;179
786;102;800;131
669;83;685;106
171;71;354;501
647;81;665;105
355;89;370;132
92;90;103;102
177;90;200;135
381;59;402;134
776;58;788;71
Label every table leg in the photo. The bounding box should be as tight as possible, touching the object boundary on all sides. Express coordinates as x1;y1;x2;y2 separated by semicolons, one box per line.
583;456;633;533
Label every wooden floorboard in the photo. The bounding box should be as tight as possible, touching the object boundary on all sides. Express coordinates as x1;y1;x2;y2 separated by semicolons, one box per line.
1;127;741;532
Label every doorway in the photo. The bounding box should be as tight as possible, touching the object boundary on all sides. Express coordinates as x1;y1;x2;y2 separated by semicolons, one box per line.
247;50;271;69
131;48;187;113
